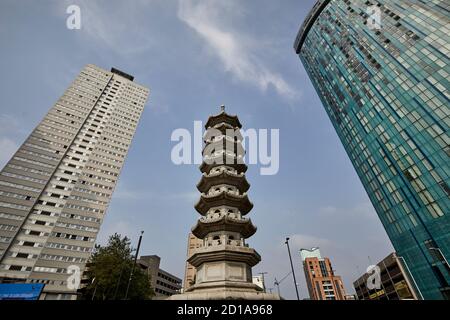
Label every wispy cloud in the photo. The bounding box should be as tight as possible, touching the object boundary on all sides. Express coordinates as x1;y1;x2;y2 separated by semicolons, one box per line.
317;202;377;220
177;0;299;101
60;0;155;57
288;234;334;251
0;114;23;135
113;181;197;204
149;103;170;115
0;138;18;170
0;114;25;169
95;220;135;246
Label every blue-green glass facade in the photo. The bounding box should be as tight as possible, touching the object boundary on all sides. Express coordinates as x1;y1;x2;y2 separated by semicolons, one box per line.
294;0;449;299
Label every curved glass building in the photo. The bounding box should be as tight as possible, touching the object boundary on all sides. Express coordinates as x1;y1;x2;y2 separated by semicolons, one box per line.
294;0;449;299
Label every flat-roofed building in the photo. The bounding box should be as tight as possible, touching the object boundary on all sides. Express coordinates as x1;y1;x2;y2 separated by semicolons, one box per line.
353;252;418;300
137;255;181;298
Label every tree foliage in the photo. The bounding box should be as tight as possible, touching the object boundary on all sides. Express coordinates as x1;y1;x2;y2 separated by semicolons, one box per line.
81;233;154;300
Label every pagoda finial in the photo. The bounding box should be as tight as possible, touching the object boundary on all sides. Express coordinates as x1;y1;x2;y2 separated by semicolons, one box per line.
220;105;225;113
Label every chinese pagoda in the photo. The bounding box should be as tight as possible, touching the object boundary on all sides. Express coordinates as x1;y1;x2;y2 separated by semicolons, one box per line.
170;106;279;300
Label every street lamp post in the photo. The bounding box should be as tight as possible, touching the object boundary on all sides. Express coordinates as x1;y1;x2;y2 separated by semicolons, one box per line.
124;230;144;300
285;237;300;300
91;277;97;301
258;272;268;293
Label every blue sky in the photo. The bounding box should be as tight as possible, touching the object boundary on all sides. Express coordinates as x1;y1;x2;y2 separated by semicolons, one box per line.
0;0;393;299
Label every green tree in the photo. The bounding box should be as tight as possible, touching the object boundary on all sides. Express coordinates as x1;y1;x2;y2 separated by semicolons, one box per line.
81;233;154;300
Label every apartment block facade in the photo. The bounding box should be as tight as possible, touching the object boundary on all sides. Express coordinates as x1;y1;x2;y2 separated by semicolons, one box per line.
300;248;346;300
0;64;149;299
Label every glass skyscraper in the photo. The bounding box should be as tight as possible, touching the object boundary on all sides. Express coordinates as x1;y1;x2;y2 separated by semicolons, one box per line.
294;0;449;299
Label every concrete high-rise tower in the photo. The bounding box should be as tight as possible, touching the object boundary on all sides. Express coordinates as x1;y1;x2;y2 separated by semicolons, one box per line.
0;64;149;299
170;106;279;300
294;0;449;299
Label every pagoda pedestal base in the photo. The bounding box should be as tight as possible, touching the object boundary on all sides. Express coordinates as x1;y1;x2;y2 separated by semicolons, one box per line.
168;291;281;300
168;288;281;300
168;280;281;300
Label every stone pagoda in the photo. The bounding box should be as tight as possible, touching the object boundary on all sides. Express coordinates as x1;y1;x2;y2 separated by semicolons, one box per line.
170;106;279;300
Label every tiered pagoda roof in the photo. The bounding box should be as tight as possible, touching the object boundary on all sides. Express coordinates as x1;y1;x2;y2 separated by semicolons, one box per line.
188;246;261;268
201;139;244;158
197;170;250;193
205;106;242;129
194;191;253;215
204;123;244;138
191;215;257;239
199;155;248;174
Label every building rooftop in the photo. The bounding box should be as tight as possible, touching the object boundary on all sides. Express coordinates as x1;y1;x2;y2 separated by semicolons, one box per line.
293;0;331;54
137;255;182;283
353;252;397;285
111;67;134;81
300;247;322;261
